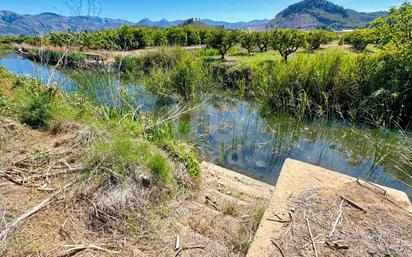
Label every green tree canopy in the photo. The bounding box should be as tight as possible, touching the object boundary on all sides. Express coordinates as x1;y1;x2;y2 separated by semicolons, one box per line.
240;31;257;54
343;29;374;51
206;29;239;59
271;29;304;62
372;1;412;48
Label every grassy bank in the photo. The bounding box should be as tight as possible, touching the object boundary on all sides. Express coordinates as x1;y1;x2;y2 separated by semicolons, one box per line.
0;64;201;183
114;45;412;129
0;66;271;256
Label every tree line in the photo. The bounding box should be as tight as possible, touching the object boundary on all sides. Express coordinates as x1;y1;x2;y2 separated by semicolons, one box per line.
2;26;338;61
2;1;411;63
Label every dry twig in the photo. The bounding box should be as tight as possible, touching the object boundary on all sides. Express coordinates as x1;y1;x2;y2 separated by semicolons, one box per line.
0;180;78;244
174;246;205;257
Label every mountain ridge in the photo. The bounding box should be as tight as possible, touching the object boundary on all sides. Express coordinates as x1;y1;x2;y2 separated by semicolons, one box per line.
266;0;387;30
0;1;388;36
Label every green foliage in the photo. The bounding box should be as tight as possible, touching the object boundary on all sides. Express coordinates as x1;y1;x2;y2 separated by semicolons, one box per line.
254;32;271;52
147;124;201;185
18;83;56;129
117;25;139;50
49;31;74;47
116;47;184;75
303;30;337;50
152;29;167;46
372;1;412;47
163;140;200;185
240;31;257;54
148;153;171;183
206;29;239;59
271;29;304;62
184;26;201;45
343;29;375;51
167;26;188;46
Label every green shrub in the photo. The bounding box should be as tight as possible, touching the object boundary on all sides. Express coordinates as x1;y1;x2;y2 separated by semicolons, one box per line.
206;29;240;59
343;29;375;51
67;51;87;64
303;30;337;50
148;153;171;183
115;56;142;74
19;85;56;129
271;29;304;62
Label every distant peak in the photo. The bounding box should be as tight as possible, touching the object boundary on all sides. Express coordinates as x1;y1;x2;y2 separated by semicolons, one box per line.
36;12;62;17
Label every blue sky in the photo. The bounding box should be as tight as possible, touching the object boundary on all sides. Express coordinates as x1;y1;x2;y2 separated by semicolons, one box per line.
1;0;404;22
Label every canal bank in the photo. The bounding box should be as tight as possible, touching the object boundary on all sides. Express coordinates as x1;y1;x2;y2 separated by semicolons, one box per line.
247;159;412;257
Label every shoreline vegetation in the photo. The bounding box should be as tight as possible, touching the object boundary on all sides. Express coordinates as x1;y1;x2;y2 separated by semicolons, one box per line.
0;1;412;256
4;2;411;128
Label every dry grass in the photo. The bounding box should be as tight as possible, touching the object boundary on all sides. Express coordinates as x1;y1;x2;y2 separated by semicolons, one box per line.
271;188;412;257
0;118;272;256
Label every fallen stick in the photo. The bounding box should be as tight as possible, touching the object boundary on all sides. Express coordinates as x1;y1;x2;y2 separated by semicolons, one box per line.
271;239;286;257
174;246;205;257
1;167;84;185
306;217;318;257
329;199;345;237
0;180;77;244
175;235;180;251
0;172;23;185
63;244;119;256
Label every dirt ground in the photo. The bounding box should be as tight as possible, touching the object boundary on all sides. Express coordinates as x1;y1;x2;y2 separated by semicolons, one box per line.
0;118;273;257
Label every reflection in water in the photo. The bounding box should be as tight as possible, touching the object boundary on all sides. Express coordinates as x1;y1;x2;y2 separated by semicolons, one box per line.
1;52;411;199
182;95;411;198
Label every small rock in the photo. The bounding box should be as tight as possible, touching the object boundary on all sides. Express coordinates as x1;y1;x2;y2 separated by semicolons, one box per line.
139;174;151;187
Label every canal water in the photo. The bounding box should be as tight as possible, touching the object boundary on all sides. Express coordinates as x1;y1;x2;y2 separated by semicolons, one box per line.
1;52;411;199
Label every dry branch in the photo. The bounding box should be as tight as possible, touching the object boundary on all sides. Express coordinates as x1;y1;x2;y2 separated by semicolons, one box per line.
306;216;318;257
0;180;78;244
63;244;119;256
271;239;286;257
329;199;345;237
174;246;205;257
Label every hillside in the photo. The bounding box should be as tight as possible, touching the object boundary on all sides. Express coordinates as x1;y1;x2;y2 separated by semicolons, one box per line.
0;11;133;36
137;18;268;29
266;0;387;30
180;18;210;29
0;0;388;36
0;10;268;36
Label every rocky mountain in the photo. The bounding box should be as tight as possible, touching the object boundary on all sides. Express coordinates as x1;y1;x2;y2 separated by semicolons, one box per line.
136;18;183;28
0;0;388;36
0;10;133;36
0;10;268;36
136;18;269;29
266;0;387;30
180;19;210;29
201;19;269;29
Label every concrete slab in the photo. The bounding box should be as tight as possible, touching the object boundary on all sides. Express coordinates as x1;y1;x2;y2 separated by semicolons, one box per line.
246;158;412;257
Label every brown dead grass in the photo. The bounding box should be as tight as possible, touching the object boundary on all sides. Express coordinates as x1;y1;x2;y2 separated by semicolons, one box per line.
270;187;412;257
1;118;273;257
